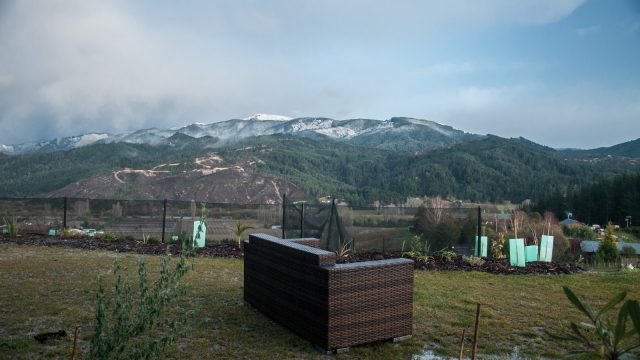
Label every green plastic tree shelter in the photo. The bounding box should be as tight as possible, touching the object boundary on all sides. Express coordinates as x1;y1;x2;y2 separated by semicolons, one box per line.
192;221;206;248
525;245;539;262
539;235;554;262
509;238;526;267
475;236;488;257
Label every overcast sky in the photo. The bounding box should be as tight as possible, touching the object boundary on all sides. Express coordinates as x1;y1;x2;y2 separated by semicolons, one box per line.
0;0;638;148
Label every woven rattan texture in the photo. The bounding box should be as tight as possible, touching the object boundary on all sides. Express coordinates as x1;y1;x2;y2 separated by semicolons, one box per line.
244;233;413;350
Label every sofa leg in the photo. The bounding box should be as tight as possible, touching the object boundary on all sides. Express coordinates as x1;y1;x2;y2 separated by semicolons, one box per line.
393;335;412;343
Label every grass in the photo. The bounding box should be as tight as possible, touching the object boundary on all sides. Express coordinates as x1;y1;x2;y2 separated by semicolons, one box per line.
0;243;639;359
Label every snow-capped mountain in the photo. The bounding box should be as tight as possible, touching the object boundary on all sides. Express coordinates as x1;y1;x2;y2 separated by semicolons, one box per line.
243;113;293;121
0;133;111;154
0;116;479;155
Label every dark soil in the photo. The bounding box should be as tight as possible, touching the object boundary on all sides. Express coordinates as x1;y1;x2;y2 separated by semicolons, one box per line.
2;235;581;274
0;235;243;258
336;251;583;275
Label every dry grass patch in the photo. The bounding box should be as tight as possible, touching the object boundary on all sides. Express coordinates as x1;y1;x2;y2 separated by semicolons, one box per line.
0;243;638;359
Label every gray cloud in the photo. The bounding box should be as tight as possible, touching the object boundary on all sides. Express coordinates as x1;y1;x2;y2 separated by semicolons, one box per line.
4;0;631;149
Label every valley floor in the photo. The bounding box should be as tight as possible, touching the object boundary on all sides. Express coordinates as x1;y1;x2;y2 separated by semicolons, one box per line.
0;243;638;359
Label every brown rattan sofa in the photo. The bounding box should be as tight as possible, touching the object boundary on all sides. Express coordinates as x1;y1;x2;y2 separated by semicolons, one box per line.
243;233;414;352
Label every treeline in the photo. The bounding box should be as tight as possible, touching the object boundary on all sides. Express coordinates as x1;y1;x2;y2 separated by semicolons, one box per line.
536;172;640;226
237;135;626;205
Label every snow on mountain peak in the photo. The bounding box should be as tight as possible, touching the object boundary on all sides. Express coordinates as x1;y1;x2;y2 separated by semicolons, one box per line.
75;133;109;147
0;144;14;153
0;116;471;155
243;113;292;121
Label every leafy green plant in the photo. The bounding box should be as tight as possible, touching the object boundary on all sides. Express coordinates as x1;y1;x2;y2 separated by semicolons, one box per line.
436;248;457;262
491;232;507;259
102;233;117;242
87;239;192;360
546;286;640;359
3;217;19;237
234;223;254;248
563;225;598;240
146;236;160;244
403;235;430;257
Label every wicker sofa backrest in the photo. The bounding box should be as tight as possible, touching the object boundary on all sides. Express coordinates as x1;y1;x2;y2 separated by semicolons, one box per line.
248;233;336;266
244;233;334;346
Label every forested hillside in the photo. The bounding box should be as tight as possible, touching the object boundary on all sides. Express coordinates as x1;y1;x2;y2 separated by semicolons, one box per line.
0;133;634;205
535;172;640;226
560;138;640;158
0;135;215;196
223;135;629;204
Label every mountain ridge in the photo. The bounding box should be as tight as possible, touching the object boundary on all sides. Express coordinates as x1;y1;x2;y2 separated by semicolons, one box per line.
0;116;479;155
2;132;635;205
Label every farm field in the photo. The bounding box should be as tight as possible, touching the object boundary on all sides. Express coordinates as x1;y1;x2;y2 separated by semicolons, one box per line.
0;243;639;359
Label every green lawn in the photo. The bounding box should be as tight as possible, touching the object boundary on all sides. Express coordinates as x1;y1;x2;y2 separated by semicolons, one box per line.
0;243;638;359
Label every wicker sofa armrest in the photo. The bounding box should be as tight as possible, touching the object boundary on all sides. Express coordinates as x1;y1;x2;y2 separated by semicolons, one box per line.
288;237;321;248
324;258;414;349
248;233;335;265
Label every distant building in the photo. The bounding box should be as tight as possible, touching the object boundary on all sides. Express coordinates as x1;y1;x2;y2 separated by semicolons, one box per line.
580;240;640;254
559;213;583;227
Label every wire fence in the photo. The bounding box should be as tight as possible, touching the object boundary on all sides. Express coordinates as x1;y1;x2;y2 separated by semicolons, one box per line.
0;196;490;255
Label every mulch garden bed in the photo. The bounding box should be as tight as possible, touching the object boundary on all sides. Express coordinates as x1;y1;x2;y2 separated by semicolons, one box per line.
2;235;581;274
0;235;243;258
337;251;583;275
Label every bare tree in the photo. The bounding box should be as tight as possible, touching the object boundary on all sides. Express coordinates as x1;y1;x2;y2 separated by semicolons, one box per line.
510;210;526;238
524;215;546;246
111;202;123;218
543;211;557;235
425;196;449;225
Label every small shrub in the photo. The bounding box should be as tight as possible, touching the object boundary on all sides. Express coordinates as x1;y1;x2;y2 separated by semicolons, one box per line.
413;255;434;263
87;240;192;359
403;235;430;257
334;240;352;258
598;226;620;263
436;248;457;262
563;225;597;240
102;233;117;242
463;256;485;267
3;217;19;237
141;232;150;244
491;233;507;259
146;236;160;244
